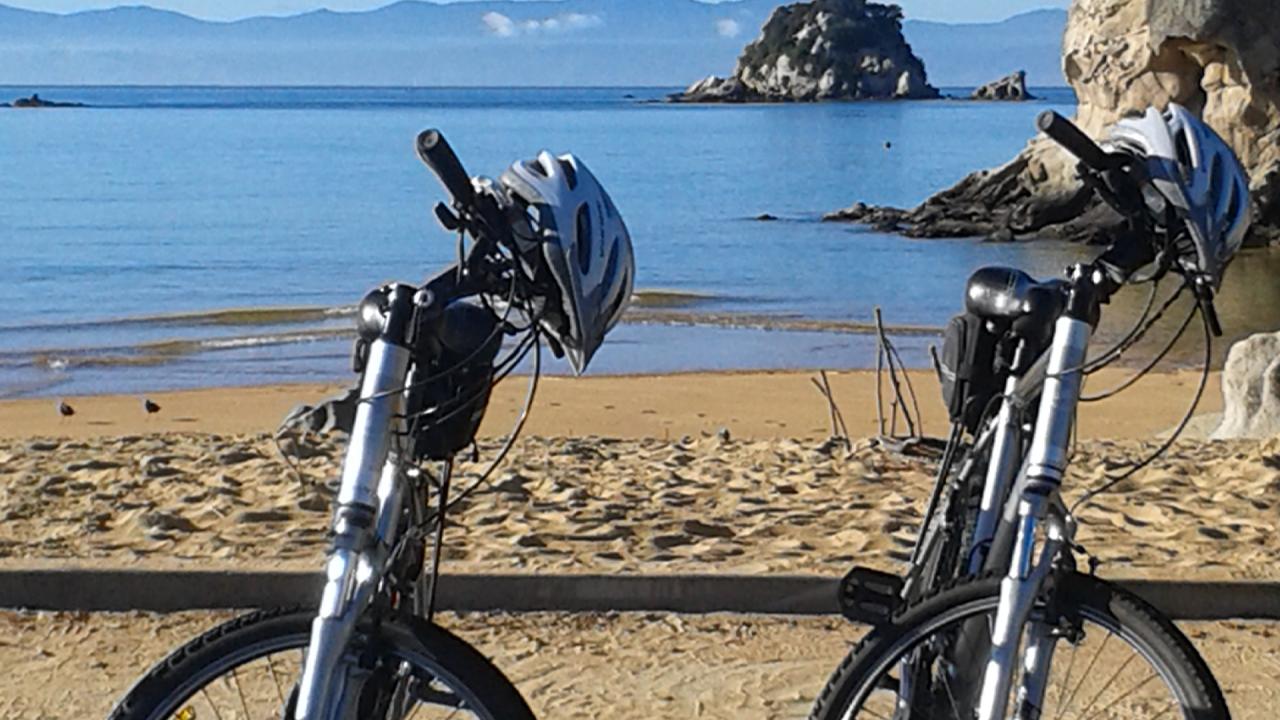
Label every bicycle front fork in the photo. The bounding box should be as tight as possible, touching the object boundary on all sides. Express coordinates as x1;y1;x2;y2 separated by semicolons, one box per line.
976;313;1089;720
295;337;412;720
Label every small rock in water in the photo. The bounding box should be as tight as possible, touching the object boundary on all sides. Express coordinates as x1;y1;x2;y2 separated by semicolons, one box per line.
236;509;292;523
755;213;778;222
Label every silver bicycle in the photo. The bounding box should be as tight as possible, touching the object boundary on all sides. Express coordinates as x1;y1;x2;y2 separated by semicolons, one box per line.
108;129;633;720
812;107;1247;720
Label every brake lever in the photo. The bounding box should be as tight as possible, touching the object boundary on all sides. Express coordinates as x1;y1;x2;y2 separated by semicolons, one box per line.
1192;278;1224;337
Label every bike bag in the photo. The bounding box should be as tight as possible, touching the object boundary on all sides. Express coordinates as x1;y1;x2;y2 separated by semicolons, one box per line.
409;302;502;461
938;312;999;432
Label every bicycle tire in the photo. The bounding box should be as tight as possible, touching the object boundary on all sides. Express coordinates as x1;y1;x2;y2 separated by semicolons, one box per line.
108;606;536;720
810;572;1228;720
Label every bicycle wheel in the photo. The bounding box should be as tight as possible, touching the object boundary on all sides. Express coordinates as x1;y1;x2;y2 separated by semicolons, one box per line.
109;607;536;720
811;573;1228;720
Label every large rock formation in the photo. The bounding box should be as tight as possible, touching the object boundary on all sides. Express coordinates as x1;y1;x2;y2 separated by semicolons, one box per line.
672;0;939;103
828;0;1280;246
972;71;1035;101
1212;331;1280;439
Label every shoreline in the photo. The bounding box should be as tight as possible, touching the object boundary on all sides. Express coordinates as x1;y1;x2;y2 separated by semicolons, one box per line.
0;367;1222;442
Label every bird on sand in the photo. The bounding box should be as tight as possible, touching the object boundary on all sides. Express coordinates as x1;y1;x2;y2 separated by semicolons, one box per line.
57;400;75;419
143;398;161;415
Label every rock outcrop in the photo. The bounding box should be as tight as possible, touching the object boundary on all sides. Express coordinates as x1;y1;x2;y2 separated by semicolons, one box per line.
671;0;939;103
9;93;84;108
1212;331;1280;439
828;0;1280;246
972;71;1035;101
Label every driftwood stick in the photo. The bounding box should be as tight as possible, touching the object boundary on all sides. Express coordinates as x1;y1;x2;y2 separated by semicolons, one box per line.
875;308;901;436
810;372;848;443
874;314;887;437
887;340;924;438
876;307;915;438
826;371;851;440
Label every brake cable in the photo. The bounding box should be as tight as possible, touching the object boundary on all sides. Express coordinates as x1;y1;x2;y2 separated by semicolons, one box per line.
1070;300;1211;513
1081;291;1199;402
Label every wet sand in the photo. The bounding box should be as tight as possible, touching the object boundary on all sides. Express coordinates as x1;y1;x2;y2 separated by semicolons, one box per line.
0;368;1221;441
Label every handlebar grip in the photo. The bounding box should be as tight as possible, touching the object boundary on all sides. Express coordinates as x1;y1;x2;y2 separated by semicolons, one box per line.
1036;111;1117;171
416;129;476;208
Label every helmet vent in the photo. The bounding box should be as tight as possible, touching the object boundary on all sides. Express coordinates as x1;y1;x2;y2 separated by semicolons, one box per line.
576;206;593;273
560;159;578;190
1174;132;1194;181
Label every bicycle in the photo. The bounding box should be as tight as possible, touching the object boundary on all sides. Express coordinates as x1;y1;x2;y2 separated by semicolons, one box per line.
108;130;635;720
812;107;1249;720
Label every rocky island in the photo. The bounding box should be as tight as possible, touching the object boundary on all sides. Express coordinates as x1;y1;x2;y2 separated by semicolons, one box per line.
671;0;938;103
972;71;1034;101
7;93;85;108
827;0;1280;247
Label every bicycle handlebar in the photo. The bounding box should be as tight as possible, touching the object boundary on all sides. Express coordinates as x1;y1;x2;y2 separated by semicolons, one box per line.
1036;111;1119;172
416;129;476;208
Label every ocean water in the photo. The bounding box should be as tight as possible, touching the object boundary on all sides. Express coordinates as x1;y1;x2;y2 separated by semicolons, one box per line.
2;85;1278;398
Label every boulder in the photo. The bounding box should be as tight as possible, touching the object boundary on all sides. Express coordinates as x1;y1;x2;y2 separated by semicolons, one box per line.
828;0;1280;246
1211;331;1280;439
971;70;1035;101
670;0;939;103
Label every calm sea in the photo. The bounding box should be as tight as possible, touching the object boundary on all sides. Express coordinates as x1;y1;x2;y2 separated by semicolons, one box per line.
2;86;1277;398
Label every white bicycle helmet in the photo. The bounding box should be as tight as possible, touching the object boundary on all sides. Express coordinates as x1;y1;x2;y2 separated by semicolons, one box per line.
499;151;635;374
1106;103;1251;287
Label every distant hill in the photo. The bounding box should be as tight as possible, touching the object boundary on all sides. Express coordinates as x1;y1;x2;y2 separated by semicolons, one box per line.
0;1;1066;87
906;9;1067;87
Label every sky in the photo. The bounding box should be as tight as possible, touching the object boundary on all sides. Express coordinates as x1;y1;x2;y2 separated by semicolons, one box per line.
4;0;1071;24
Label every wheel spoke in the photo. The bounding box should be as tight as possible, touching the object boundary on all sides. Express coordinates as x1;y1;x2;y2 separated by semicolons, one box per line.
1059;629;1112;713
1084;670;1160;720
940;671;965;720
229;665;252;719
265;652;286;707
1074;649;1139;720
1051;636;1080;720
198;686;226;720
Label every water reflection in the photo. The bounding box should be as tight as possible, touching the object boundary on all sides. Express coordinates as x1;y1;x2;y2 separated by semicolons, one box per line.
1092;247;1280;368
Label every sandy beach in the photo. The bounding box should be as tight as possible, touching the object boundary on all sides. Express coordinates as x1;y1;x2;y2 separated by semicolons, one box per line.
0;367;1222;441
2;368;1276;717
4;368;1273;582
2;609;1277;719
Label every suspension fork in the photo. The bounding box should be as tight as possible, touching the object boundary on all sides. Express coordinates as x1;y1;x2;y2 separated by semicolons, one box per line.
977;307;1091;720
295;285;418;720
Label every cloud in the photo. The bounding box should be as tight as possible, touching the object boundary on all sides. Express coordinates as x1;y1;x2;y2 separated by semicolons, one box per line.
482;11;604;37
715;18;742;38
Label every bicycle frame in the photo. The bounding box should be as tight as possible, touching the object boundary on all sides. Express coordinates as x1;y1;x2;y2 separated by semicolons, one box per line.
295;292;416;720
974;270;1100;720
